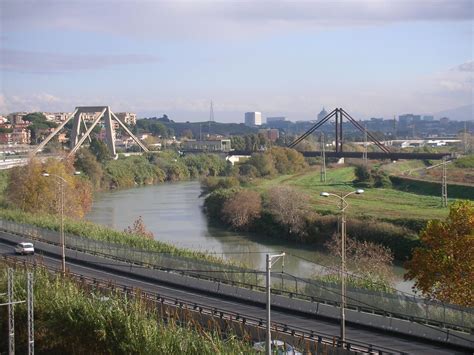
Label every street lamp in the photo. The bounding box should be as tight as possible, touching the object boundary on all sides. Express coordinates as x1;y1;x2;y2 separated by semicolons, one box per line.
319;189;363;345
265;252;285;355
41;171;81;274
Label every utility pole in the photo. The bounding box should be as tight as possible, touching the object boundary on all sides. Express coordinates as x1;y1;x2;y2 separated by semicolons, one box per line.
442;157;448;208
2;269;32;355
8;268;14;355
320;133;326;182
340;194;347;344
363;124;368;165
266;252;285;355
464;121;468;154
28;272;34;355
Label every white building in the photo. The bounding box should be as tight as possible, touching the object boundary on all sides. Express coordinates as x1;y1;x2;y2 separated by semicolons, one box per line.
115;112;137;126
244;112;262;126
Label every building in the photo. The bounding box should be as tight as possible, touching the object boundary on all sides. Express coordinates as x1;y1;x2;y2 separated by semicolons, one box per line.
55;112;72;122
398;114;421;126
115;112;137;126
8;112;28;125
258;128;279;142
317;107;328;121
244;112;262;126
0;127;30;145
266;116;286;123
182;139;231;152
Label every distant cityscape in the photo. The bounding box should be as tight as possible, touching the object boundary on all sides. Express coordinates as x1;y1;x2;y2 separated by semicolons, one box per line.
0;107;470;147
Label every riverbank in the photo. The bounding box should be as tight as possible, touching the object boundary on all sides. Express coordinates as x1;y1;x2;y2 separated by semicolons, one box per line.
202;165;459;261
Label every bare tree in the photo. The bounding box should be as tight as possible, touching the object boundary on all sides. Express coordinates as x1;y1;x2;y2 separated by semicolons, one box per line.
266;186;310;236
326;233;395;287
124;216;154;240
222;190;262;229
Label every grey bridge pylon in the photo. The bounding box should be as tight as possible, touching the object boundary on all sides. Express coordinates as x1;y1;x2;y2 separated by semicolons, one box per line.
30;106;149;157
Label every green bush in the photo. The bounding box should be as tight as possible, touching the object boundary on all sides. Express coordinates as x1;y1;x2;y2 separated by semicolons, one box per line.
203;188;239;222
201;176;240;194
454;154;474;168
0;265;252;354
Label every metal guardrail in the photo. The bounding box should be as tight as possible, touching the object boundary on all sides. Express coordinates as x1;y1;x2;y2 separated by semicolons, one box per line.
1;255;406;355
1;219;473;334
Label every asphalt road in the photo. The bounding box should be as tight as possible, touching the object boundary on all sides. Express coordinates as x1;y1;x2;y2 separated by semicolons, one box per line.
0;237;471;355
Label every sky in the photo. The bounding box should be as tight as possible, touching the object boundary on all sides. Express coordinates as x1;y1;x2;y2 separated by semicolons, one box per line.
0;0;473;122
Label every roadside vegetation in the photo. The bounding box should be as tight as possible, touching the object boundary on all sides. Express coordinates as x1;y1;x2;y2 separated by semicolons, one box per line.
405;200;474;307
0;264;253;354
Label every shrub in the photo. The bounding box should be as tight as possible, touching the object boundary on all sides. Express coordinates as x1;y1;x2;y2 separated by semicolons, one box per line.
325;233;395;289
238;163;258;178
354;164;371;183
454;154;474;168
200;176;240;194
203;188;239;221
267;147;307;174
247;153;275;177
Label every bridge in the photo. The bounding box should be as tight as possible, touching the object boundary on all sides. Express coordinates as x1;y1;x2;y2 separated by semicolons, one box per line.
0;220;472;354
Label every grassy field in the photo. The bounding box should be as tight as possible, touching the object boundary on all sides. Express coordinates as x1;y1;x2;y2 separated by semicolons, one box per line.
252;165;450;221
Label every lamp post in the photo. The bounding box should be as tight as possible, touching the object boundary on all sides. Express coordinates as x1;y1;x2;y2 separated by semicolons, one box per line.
320;189;363;345
41;171;80;274
266;252;285;355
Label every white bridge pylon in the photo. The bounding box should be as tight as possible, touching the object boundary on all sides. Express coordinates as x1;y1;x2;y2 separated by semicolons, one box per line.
30;106;149;157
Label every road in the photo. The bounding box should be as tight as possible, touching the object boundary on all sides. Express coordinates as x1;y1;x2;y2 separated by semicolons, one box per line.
0;236;471;355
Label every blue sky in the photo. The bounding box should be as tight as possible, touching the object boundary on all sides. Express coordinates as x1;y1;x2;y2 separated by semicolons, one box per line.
0;0;472;122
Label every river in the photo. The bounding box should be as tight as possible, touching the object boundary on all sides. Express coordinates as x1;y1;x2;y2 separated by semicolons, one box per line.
86;181;413;293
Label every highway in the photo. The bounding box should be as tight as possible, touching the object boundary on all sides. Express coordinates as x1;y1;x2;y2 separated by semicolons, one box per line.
0;235;472;355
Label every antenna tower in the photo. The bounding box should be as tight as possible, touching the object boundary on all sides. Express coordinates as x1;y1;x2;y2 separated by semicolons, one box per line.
208;100;214;137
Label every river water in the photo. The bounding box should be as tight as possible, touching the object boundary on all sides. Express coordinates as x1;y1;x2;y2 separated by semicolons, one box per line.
86;181;413;293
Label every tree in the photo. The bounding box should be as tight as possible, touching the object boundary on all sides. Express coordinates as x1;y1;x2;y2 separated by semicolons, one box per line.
247;153;275;177
222;190;262;229
266;186;311;236
405;201;474;306
268;147;307;174
23;113;58;144
181;129;193;139
89;137;111;163
74;148;104;190
5;158;92;218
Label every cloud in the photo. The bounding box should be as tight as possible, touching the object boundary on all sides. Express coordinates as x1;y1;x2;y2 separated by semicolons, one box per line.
457;61;474;72
0;49;159;74
1;1;472;40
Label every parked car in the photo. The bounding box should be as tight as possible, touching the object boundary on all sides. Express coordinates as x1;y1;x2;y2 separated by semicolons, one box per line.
253;340;302;354
14;242;35;255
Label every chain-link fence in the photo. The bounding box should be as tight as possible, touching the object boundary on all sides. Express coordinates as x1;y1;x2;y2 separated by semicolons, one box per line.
1;218;472;331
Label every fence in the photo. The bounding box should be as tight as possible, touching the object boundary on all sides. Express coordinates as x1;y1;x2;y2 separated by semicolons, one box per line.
1;218;472;333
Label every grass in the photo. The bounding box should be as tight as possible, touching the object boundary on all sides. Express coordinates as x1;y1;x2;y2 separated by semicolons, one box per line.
0;263;254;354
0;208;228;264
251;166;450;221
